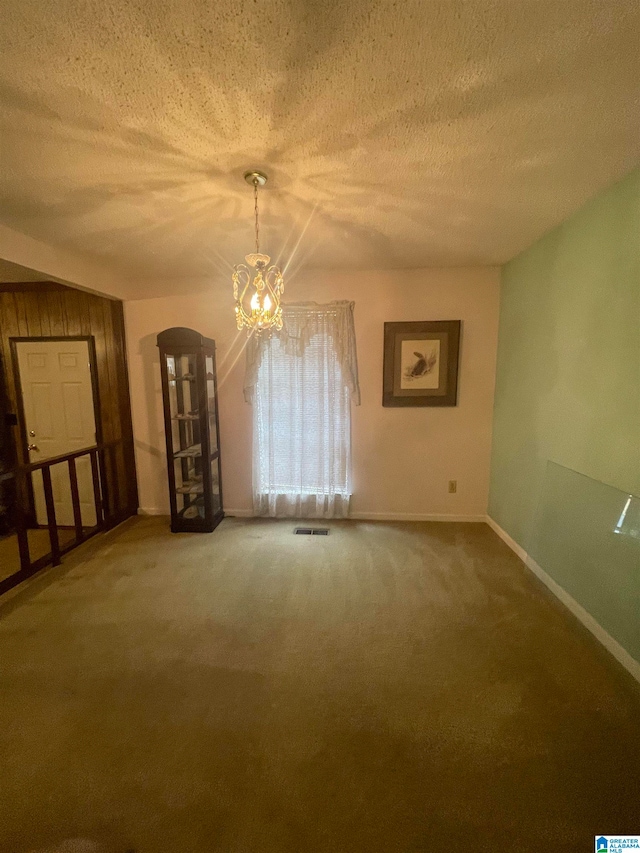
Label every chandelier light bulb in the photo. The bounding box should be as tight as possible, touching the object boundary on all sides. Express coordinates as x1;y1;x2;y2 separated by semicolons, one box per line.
232;171;284;334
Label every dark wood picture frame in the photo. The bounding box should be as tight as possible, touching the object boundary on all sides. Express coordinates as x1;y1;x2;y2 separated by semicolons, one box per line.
383;321;461;407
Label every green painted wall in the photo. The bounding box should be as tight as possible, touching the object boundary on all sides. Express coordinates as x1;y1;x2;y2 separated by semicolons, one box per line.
489;168;640;661
490;166;640;547
489;169;640;549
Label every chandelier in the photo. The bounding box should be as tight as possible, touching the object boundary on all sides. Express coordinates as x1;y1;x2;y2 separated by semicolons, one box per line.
232;170;284;333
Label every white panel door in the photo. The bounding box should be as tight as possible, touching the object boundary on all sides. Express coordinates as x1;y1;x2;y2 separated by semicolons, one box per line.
16;340;97;527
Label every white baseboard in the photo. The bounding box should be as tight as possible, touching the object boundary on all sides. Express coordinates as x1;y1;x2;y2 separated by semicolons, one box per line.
485;515;640;684
485;514;528;562
221;509;487;522
350;512;487;522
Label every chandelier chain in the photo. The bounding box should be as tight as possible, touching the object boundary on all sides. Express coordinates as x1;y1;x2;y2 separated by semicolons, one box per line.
254;178;260;254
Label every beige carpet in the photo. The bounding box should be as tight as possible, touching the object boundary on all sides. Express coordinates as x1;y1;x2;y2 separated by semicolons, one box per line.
0;516;638;852
0;528;76;581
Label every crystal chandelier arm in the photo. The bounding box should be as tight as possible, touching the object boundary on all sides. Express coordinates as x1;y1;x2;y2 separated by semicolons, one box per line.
265;265;285;297
233;265;251;293
233;264;252;329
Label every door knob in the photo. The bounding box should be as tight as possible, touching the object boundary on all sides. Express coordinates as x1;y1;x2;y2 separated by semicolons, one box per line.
29;430;36;437
28;443;40;452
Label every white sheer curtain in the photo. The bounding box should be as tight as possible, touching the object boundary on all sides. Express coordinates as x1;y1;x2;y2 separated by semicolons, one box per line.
244;301;360;518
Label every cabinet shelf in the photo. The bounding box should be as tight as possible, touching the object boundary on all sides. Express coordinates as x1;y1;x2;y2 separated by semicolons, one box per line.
174;443;201;459
176;481;204;495
178;500;205;520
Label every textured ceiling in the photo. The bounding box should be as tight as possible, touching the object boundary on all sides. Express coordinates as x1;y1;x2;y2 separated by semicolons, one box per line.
0;0;639;283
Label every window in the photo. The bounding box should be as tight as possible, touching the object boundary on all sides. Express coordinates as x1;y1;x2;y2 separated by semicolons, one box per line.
245;302;360;518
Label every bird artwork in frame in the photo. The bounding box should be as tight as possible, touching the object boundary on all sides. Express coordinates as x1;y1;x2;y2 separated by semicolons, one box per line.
401;341;440;389
383;320;461;406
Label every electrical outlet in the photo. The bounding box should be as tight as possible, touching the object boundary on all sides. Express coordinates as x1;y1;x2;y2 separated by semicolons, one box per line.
448;480;457;494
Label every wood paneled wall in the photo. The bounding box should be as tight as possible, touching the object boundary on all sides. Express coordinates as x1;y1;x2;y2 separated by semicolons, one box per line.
0;281;138;518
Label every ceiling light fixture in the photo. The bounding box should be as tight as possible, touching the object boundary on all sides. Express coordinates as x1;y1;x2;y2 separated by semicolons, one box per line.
232;170;284;334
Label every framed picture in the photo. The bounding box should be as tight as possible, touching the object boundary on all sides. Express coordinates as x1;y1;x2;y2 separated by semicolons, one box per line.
383;320;461;407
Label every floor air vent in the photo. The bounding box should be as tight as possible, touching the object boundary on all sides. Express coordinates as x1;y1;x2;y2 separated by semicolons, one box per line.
294;527;329;535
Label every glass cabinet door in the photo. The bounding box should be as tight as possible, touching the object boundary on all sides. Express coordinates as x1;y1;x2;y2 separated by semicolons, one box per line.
165;352;205;520
205;354;221;516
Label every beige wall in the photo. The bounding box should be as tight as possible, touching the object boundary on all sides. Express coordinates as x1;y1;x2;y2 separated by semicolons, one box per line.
124;267;500;519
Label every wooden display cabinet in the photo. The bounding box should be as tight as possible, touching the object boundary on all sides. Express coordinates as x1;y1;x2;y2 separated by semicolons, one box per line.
157;327;223;532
